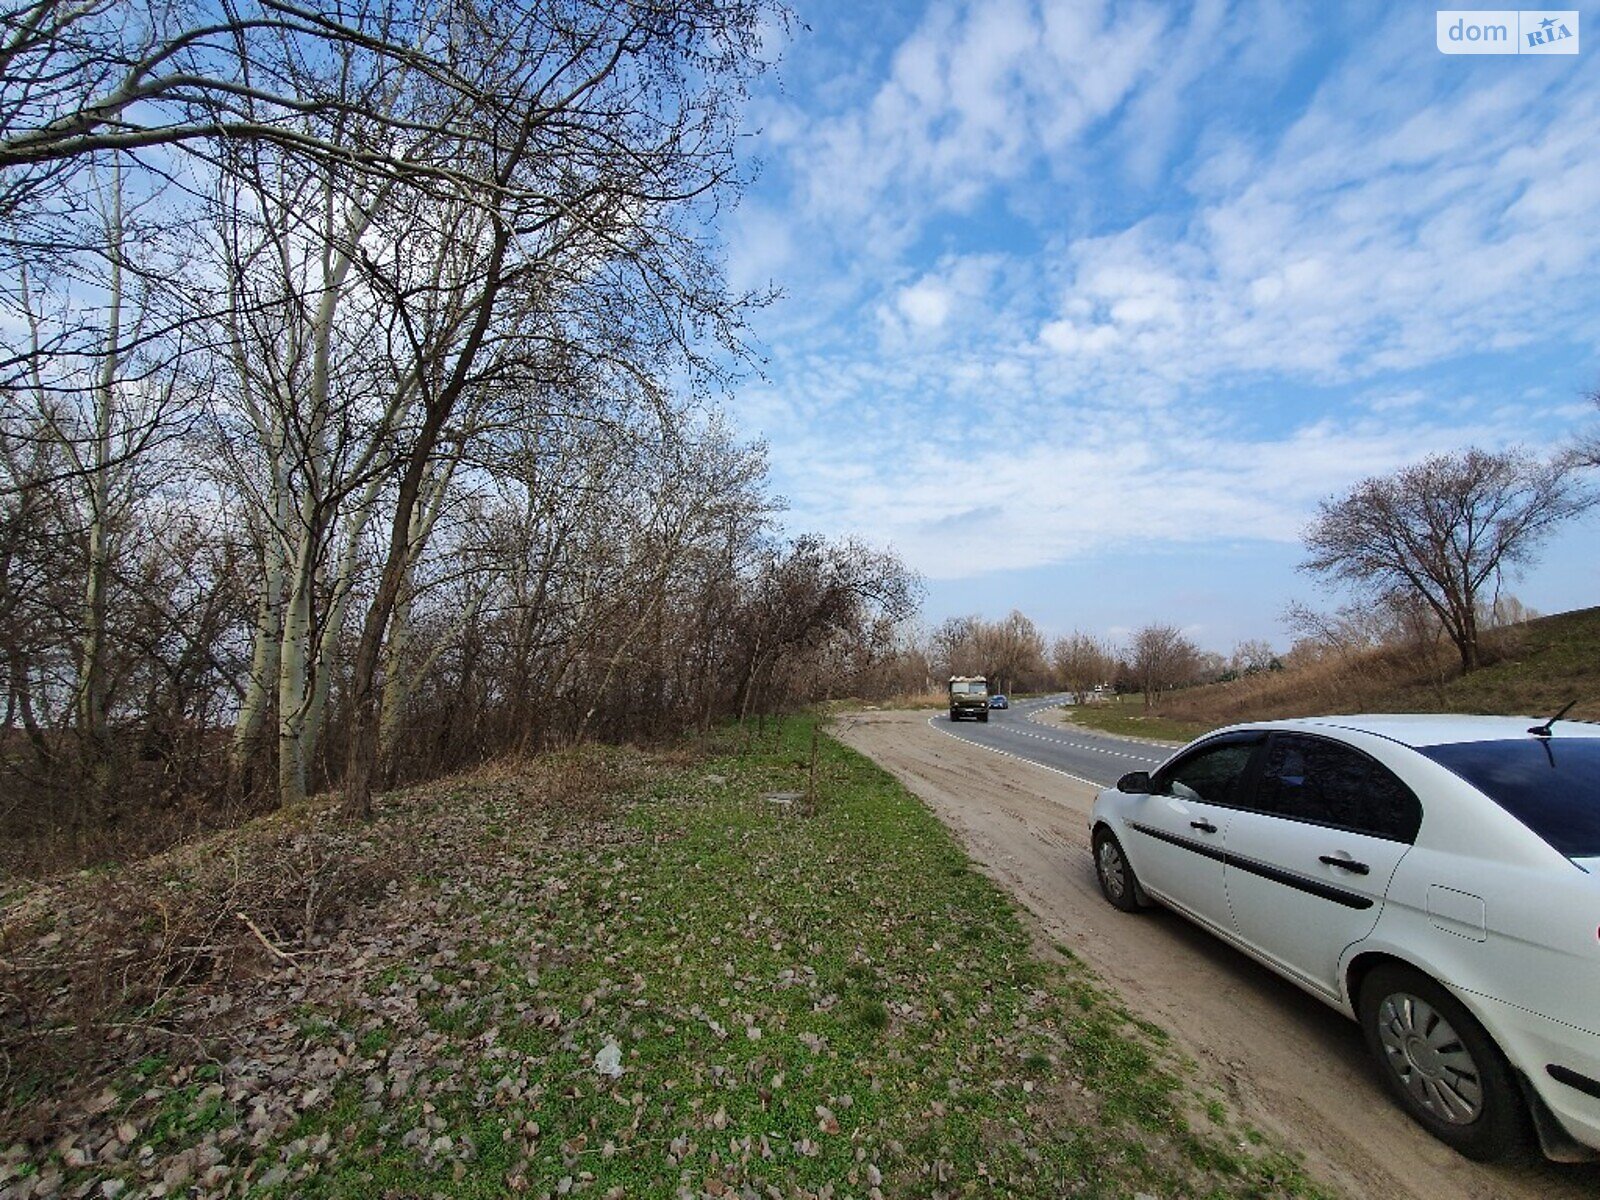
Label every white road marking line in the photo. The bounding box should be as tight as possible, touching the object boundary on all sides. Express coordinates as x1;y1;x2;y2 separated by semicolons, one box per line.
1023;699;1175;745
991;718;1165;764
925;714;1109;790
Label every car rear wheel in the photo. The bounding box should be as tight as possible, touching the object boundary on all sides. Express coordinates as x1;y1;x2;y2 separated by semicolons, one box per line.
1092;828;1148;913
1357;964;1530;1161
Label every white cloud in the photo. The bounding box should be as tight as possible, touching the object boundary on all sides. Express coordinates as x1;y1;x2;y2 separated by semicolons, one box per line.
733;3;1600;594
873;254;1013;343
1038;318;1117;354
1359;388;1431;414
896;278;953;328
772;398;1555;580
790;0;1168;230
1033;58;1600;386
725;203;796;295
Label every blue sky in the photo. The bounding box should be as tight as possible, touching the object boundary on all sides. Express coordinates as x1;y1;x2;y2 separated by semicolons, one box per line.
724;0;1600;652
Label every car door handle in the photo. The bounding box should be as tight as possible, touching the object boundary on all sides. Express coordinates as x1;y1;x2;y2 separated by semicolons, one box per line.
1319;855;1370;875
1190;820;1218;834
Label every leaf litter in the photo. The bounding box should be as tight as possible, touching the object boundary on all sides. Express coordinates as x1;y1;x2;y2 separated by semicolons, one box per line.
0;724;1331;1199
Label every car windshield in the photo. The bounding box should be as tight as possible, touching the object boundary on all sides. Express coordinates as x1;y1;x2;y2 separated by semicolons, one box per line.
1419;738;1600;858
952;682;985;695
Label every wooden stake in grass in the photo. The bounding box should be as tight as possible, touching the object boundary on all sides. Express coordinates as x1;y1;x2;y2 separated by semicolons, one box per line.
806;722;821;813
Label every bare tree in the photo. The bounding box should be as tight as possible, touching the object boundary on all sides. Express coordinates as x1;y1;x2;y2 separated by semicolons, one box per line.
1483;594;1538;628
0;419;78;782
1575;391;1600;470
0;0;647;223
4;0;973;858
1128;622;1201;710
731;536;919;727
330;0;777;818
1051;631;1113;704
3;154;199;819
1301;448;1595;672
929;615;981;680
1282;597;1402;659
206;127;412;805
991;611;1047;696
1229;638;1277;675
929;612;1048;694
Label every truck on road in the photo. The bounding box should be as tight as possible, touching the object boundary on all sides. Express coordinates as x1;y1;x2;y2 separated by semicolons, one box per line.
948;676;990;722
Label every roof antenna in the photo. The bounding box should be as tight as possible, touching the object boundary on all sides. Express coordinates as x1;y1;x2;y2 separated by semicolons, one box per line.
1528;700;1578;738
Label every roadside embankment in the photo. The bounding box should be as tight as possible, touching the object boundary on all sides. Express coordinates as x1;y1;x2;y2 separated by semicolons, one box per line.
2;718;1324;1199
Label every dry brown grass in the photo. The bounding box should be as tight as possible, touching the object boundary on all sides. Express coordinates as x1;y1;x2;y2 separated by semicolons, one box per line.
0;745;640;1143
891;689;949;710
1161;606;1600;730
848;689;948;710
1161;641;1444;726
473;743;633;815
0;795;395;1138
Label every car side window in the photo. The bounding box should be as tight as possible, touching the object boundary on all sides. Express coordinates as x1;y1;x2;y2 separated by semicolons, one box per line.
1253;734;1422;843
1155;737;1260;808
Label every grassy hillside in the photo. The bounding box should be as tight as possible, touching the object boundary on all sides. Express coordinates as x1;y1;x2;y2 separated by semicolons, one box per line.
1067;605;1600;743
1412;605;1600;720
1;719;1324;1199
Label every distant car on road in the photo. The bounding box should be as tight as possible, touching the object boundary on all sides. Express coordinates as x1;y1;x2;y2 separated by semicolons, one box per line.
988;694;1009;710
1088;713;1600;1163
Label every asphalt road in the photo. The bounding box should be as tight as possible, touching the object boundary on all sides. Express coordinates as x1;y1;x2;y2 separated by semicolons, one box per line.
929;693;1177;787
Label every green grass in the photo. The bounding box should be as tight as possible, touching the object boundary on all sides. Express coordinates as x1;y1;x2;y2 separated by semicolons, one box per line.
1060;693;1206;743
269;720;1321;1198
40;718;1329;1199
1417;605;1600;719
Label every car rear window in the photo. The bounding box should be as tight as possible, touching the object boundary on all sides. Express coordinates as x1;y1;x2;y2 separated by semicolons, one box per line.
1419;738;1600;858
1253;733;1422;842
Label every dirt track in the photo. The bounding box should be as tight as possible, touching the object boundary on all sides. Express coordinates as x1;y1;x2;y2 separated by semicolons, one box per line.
835;709;1600;1200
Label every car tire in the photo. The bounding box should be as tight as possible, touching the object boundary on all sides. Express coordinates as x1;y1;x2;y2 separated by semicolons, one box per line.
1357;964;1531;1162
978;711;988;723
1091;827;1149;913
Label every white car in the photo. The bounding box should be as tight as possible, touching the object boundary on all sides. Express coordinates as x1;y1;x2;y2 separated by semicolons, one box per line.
1088;713;1600;1163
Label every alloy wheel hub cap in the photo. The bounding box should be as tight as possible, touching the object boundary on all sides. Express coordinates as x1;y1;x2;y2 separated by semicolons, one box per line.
1377;993;1483;1125
1099;845;1124;897
1404;1034;1444;1075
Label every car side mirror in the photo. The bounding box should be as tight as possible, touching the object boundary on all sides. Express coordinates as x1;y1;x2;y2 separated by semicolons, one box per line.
1117;771;1152;794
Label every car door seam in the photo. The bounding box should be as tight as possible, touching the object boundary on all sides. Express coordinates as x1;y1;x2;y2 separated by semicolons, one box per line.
1127;820;1374;910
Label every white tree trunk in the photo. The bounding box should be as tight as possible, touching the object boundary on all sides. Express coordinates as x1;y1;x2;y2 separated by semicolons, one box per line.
76;163;126;806
374;461;456;765
225;171;399;808
276;528;319;808
230;540;283;777
304;475;383;767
